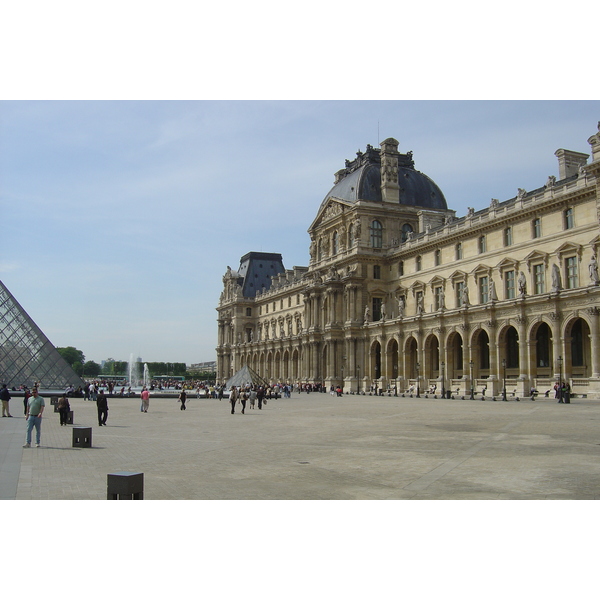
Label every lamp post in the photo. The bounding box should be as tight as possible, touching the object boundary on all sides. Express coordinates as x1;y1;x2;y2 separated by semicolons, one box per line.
357;364;361;394
416;361;420;398
502;358;507;401
469;360;475;400
441;361;446;398
558;355;563;402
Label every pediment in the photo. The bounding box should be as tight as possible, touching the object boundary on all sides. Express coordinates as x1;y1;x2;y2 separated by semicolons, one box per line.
308;197;352;232
471;263;492;276
429;275;446;288
449;269;467;281
496;257;519;270
523;250;549;263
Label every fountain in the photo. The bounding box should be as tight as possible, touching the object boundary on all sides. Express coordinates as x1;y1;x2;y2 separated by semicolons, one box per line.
128;354;141;387
143;363;150;389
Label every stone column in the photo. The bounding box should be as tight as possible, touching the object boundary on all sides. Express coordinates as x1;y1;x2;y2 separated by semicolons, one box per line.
587;307;600;378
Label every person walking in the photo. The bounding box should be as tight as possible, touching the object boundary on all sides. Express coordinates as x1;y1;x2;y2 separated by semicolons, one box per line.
23;387;31;415
229;386;238;414
249;387;257;409
23;388;45;448
97;390;108;425
179;389;187;410
57;394;70;425
257;386;264;410
140;387;150;412
240;390;247;414
1;384;12;417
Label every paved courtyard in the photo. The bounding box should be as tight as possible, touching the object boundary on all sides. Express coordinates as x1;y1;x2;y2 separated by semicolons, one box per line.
2;390;600;500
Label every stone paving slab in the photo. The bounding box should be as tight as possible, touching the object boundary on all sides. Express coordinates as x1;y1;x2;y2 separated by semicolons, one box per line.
2;391;600;500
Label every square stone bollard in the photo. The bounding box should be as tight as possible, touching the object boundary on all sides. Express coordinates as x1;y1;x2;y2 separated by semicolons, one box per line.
107;472;144;500
72;427;92;448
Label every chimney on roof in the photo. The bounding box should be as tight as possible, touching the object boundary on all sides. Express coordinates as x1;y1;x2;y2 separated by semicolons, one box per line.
380;138;400;203
555;148;589;180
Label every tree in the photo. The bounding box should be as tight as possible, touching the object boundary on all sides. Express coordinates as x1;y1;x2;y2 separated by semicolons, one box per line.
83;361;101;378
57;346;85;367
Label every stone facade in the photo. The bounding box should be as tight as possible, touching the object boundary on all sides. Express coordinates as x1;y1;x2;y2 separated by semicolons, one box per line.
217;124;600;398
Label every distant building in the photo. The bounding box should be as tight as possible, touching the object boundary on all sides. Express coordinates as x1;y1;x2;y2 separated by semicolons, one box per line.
217;125;600;398
189;361;217;375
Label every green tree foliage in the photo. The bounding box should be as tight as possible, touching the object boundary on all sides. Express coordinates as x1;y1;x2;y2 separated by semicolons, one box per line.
57;346;85;367
101;360;128;376
83;361;101;377
144;363;186;377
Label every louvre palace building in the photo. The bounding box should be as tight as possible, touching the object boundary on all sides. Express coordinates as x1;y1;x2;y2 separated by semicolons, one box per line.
217;123;600;398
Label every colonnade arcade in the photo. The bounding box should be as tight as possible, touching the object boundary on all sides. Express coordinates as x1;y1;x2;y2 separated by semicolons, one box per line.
229;309;598;396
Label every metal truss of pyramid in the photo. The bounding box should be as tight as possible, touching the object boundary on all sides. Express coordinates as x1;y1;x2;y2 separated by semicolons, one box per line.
0;280;84;389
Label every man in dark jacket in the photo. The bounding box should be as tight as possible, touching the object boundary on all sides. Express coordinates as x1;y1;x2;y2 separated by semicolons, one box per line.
1;384;12;417
97;390;109;426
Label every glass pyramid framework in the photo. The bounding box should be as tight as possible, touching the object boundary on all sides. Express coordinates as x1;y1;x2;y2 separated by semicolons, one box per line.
0;279;84;389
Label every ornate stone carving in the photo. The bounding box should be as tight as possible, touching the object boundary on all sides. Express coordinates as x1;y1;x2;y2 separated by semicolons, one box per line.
323;203;342;221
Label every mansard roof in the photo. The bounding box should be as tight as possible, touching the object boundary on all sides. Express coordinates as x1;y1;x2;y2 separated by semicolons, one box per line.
320;142;447;210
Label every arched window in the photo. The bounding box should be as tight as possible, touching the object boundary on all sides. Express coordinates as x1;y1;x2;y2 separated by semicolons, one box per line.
370;220;383;248
401;223;413;243
416;255;422;271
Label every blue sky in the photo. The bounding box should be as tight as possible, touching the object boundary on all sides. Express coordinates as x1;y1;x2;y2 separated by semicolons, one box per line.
1;100;598;364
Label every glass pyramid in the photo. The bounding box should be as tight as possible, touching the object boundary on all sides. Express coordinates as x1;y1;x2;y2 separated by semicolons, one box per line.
0;279;84;389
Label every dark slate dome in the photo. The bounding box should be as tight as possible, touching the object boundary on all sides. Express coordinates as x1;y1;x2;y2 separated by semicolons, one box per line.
321;142;447;210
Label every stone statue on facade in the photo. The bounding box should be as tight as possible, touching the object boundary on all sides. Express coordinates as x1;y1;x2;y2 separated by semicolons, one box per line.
462;286;470;307
589;253;600;285
551;264;562;292
545;175;556;188
380;302;386;321
397;296;405;319
489;279;497;302
416;294;424;315
364;304;370;322
518;271;527;296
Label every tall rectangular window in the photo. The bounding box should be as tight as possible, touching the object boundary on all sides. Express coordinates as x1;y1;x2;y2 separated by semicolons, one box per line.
564;208;574;230
372;297;382;321
478;236;486;254
456;243;462;260
370;220;383;248
416;256;422;271
532;218;541;239
534;264;545;294
566;256;578;288
246;307;252;317
504;227;513;247
398;261;404;276
505;270;515;299
373;265;381;279
479;276;489;303
434;249;441;266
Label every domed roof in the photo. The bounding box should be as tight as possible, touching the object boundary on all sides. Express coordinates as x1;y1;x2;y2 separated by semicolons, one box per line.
321;142;447;210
